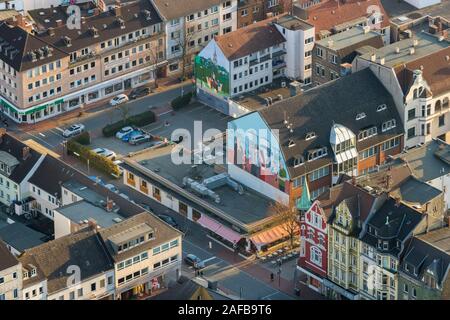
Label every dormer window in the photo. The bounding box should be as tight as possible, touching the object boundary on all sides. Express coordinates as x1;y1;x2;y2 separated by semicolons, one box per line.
358;126;377;141
30;268;36;276
356;112;366;120
383;241;389;250
148;232;154;240
307;147;327;161
23;271;29;279
293;156;304;167
382;119;396;132
305;132;316;141
288;139;296;148
377;104;387;112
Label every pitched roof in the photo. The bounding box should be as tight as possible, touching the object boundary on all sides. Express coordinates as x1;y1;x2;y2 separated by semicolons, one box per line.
0;133;42;184
401;235;450;287
361;198;424;257
317;180;377;224
151;0;226;20
215;17;286;60
0;22;68;72
35;1;162;54
395;47;450;97
258;68;403;178
19;228;114;294
0;240;19;271
305;0;389;35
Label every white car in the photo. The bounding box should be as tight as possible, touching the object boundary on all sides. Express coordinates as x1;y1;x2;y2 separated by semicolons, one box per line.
92;147;116;160
109;94;129;106
115;126;134;139
129;134;151;145
63;124;85;138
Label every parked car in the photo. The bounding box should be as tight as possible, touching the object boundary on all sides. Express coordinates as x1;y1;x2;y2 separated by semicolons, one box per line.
119;193;130;200
91;147;116;160
140;203;153;212
104;184;119;193
115;126;134;139
129;134;151;145
88;176;104;185
63;124;85;138
129;86;150;100
121;129;142;142
184;254;205;270
157;214;178;229
109;94;129;106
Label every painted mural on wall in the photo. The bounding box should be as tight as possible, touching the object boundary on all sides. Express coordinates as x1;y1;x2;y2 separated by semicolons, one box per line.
227;112;290;193
195;41;230;97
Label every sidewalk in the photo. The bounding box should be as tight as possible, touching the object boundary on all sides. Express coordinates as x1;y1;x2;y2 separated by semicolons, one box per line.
15;77;192;133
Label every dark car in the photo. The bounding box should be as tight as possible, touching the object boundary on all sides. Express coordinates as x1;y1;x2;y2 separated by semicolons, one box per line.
140;203;153;212
129;87;150;100
157;214;178;229
184;254;205;269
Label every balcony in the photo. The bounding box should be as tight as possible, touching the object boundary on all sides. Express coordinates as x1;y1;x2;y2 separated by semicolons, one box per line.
272;49;286;59
249;58;259;66
260;53;271;63
272;60;286;69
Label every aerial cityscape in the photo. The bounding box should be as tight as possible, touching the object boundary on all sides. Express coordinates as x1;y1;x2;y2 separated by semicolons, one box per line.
1;0;450;307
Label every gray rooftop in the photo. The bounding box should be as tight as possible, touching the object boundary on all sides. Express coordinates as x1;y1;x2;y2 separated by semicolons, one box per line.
275;15;314;31
131;146;274;225
56;200;125;229
390;176;442;206
358;32;449;68
391;139;450;182
0;222;46;252
418;227;450;254
316;27;382;51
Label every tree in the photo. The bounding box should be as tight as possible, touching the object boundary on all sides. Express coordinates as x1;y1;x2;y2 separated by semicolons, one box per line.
148;41;165;89
176;28;195;81
270;202;300;249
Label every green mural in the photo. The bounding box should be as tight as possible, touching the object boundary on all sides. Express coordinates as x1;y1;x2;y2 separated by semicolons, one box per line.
195;55;230;97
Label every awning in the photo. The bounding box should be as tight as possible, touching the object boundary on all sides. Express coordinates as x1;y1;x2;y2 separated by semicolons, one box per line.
250;223;299;250
335;148;358;164
197;214;243;244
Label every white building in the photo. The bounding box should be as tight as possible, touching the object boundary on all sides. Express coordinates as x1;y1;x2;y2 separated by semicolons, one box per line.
403;0;441;9
0;0;90;12
152;0;238;76
0;241;22;300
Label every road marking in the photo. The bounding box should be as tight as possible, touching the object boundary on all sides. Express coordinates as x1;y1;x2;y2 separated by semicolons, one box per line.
261;292;279;300
54;127;64;133
25;133;56;149
201;256;217;264
39;133;46;137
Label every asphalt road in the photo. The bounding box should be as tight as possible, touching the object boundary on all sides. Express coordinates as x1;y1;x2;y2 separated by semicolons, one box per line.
9;83;193;152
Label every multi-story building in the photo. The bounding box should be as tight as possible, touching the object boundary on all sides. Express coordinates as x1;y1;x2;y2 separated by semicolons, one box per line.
196;15;316;115
311;26;384;86
226;68;404;209
0;130;44;211
19;227;115;300
0;1;166;123
0;240;22;300
359;198;427;300
0;0;90;13
98;212;182;300
399;228;450;300
237;0;265;28
293;0;390;44
152;0;238;77
354;17;450;148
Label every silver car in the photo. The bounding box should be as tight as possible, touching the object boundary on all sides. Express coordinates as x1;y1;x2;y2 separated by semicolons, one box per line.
129;134;151;145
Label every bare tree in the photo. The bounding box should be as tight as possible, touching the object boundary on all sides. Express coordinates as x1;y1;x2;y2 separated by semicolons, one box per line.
148;42;165;89
176;28;195;81
270;202;300;249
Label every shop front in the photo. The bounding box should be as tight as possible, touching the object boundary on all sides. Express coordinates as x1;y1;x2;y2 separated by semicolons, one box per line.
196;214;244;249
119;275;166;300
323;278;359;300
248;222;299;253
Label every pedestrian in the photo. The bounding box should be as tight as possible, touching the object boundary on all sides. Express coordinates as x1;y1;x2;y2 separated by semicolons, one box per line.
270;273;274;282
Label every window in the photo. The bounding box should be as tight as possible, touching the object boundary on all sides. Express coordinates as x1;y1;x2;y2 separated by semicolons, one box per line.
309;166;329;181
407;108;416;121
91;282;96;292
439;115;445;127
358;126;377;141
78;288;83;297
316;47;323;58
407;127;416;139
381;136;400;151
310;247;322;266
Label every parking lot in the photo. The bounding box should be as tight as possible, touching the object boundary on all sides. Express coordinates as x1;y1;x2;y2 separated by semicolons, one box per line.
90;102;232;158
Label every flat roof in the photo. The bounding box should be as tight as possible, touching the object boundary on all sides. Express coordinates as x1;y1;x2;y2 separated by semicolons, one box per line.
0;222;46;252
418;227;450;254
359;32;449;68
392;139;450;182
316;27;382;51
275;15;314;31
56;200;124;229
129;146;275;226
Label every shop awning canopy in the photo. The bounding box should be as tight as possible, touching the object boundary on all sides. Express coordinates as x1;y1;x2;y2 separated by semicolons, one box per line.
250;223;299;250
197;214;243;244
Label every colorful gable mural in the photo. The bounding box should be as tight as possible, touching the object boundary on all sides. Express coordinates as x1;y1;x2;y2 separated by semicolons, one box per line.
227;112;290;193
195;40;230;97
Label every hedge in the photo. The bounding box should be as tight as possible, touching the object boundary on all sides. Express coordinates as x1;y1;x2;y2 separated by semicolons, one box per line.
102;110;156;137
171;92;193;110
66;139;120;177
74;131;91;145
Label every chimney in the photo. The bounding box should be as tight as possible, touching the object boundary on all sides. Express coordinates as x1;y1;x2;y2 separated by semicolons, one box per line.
87;219;98;230
114;0;122;17
395;47;400;54
370;53;376;62
413;39;419;46
429;24;438;34
47;27;55;36
363;25;370;34
409;47;415;55
379;57;385;65
55;19;63;27
15;14;25;28
106;197;114;212
289;81;302;97
22;146;30;160
266;12;274;19
327;39;334;48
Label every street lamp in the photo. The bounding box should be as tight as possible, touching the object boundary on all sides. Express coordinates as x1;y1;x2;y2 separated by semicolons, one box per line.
278;267;282;288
